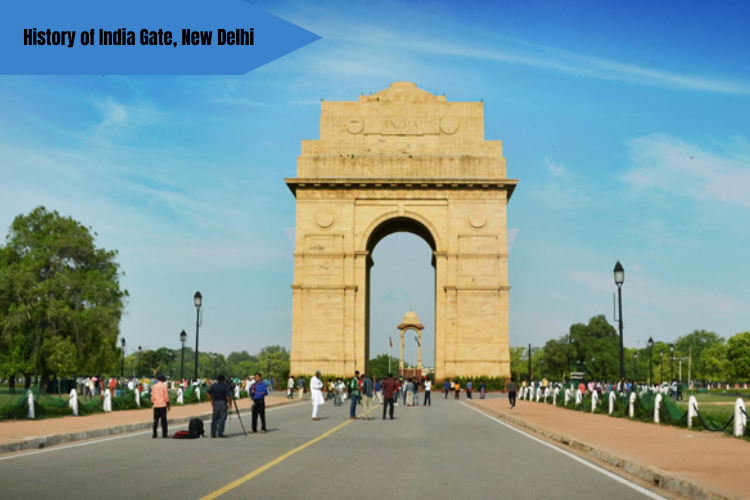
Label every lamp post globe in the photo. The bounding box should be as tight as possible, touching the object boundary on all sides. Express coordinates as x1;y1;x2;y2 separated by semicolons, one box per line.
669;343;675;383
613;261;625;383
660;350;664;384
193;291;202;381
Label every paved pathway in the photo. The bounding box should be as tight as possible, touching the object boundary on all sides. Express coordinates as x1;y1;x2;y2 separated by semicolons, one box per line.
0;394;668;500
469;394;748;500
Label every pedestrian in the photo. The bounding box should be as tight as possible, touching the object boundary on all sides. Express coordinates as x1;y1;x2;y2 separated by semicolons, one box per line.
454;381;460;399
402;377;408;405
250;372;268;433
374;378;383;404
361;373;373;420
423;378;431;406
479;380;486;399
287;375;295;399
334;378;343;406
412;377;420;406
297;376;305;400
382;373;396;420
405;378;414;406
348;371;361;419
507;380;517;409
207;374;232;438
444;378;450;399
151;374;170;439
311;370;325;421
466;380;473;399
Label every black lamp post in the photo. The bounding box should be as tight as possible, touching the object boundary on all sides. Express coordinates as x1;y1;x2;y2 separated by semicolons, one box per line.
660;349;664;384
669;343;675;382
528;343;532;381
539;359;544;379
647;337;654;386
214;353;218;379
138;346;143;378
180;329;187;382
613;261;625;383
120;338;126;380
193;291;202;380
633;351;638;382
267;357;271;380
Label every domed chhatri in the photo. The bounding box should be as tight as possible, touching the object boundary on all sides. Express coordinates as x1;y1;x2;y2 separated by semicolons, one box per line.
400;309;424;329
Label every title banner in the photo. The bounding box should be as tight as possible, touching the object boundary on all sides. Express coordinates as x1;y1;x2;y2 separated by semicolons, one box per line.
0;0;321;75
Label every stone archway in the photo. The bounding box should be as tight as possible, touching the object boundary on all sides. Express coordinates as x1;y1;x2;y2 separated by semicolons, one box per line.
398;310;424;377
287;82;517;380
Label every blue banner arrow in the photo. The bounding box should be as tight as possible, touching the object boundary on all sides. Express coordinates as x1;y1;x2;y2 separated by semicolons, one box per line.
0;0;321;75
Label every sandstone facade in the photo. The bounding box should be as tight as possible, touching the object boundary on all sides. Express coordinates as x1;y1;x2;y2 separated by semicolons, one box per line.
287;82;517;379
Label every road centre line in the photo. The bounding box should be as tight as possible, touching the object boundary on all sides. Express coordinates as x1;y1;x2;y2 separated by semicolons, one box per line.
462;402;668;500
197;417;356;500
0;402;300;462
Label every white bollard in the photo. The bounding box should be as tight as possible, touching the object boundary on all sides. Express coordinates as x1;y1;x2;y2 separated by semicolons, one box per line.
687;395;698;429
575;389;582;405
592;391;599;412
735;399;747;437
608;391;616;415
535;387;541;402
69;389;79;416
564;388;570;405
628;392;636;418
234;385;240;400
196;387;201;403
177;388;184;404
553;388;559;405
654;393;662;423
103;389;112;412
27;390;35;419
135;387;141;408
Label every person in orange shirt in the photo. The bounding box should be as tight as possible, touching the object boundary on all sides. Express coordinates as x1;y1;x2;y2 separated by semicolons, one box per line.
151;374;170;439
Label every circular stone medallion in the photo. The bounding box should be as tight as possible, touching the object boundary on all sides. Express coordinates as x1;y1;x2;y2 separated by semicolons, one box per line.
315;212;335;229
345;117;364;134
468;213;487;229
440;117;459;134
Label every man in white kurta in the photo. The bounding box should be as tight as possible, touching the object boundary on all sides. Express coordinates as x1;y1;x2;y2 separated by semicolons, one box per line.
310;371;325;421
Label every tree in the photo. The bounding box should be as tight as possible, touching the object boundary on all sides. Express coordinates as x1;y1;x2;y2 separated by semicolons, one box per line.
368;353;407;379
725;331;750;382
701;342;728;382
0;206;128;388
674;329;724;382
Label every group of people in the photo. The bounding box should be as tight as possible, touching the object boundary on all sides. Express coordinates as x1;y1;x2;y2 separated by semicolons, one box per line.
150;372;272;439
441;379;488;400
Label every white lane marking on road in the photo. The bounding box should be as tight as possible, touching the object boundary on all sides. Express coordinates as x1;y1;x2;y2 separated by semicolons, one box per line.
462;403;669;500
0;403;300;462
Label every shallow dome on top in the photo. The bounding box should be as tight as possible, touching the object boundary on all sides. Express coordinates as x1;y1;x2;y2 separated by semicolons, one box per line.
398;310;424;330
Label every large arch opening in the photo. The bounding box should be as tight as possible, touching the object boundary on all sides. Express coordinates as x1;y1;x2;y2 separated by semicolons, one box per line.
365;217;436;378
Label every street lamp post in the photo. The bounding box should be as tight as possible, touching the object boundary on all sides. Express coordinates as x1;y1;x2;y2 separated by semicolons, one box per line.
267;357;271;380
528;343;532;381
180;329;187;383
120;338;126;380
647;337;654;387
193;291;202;381
669;343;675;383
633;351;638;382
539;359;544;379
138;346;143;379
660;350;664;384
613;261;625;383
214;353;218;379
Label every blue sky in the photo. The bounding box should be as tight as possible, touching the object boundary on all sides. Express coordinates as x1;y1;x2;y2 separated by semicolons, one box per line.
1;0;749;365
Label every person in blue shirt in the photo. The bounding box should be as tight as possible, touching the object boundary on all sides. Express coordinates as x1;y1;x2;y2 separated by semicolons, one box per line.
250;372;268;433
444;378;450;399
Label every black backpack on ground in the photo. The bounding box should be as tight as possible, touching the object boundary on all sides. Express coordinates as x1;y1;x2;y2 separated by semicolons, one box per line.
188;418;205;438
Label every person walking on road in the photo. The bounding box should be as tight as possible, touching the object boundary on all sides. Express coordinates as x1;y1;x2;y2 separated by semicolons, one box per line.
423;378;431;406
207;374;232;438
444;378;450;399
310;370;325;421
382;373;396;420
454;382;461;400
479;380;486;399
151;374;170;439
287;375;295;399
507;380;517;409
361;373;373;420
297;376;305;400
250;372;268;433
412;377;420;406
374;378;383;404
348;371;361;419
466;380;473;399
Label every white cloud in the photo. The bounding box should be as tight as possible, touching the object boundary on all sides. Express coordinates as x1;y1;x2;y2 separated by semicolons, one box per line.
528;158;593;210
623;134;750;208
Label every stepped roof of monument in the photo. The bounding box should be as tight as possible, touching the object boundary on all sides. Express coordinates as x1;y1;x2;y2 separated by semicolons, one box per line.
359;82;445;103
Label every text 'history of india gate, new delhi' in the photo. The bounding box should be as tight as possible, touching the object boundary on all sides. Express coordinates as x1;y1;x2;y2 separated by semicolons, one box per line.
286;82;517;381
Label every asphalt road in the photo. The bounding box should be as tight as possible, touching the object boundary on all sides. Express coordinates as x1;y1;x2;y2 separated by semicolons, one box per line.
0;394;666;500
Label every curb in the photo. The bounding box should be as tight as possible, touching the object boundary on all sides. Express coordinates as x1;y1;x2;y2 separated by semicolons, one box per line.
467;401;740;500
0;398;301;455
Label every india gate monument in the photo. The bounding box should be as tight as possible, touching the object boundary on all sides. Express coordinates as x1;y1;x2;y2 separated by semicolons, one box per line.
287;82;517;380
